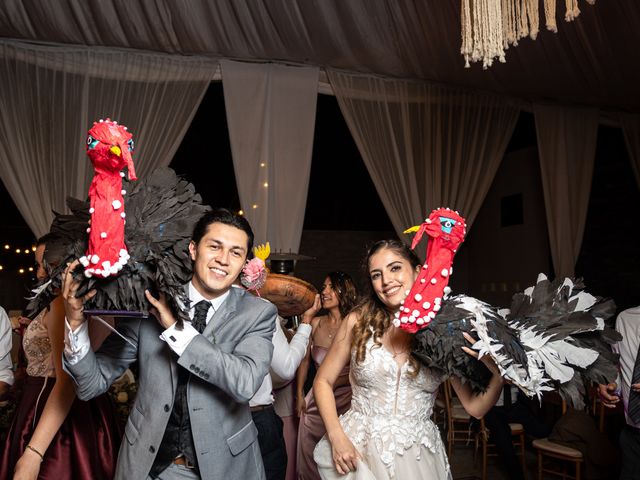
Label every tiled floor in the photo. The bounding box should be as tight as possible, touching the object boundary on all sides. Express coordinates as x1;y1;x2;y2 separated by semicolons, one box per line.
448;443;534;479
448;441;609;480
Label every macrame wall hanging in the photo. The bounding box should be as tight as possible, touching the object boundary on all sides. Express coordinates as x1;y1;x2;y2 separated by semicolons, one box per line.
461;0;596;68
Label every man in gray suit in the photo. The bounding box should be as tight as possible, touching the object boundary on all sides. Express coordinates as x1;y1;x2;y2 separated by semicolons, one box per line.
62;208;277;479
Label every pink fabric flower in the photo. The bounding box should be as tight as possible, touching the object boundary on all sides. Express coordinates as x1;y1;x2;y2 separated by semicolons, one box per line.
241;258;267;291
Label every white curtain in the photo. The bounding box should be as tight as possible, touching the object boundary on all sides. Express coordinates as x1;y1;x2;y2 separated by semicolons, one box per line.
221;60;319;253
327;69;520;239
0;40;216;237
534;103;599;278
620;113;640;189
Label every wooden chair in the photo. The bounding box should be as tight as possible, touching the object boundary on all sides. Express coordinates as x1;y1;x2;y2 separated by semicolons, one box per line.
532;400;584;480
477;416;527;480
443;379;475;457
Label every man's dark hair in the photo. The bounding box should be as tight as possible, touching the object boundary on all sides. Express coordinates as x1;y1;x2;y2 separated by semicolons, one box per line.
191;208;254;256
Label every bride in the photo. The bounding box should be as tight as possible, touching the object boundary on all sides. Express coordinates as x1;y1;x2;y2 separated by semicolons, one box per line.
313;239;504;479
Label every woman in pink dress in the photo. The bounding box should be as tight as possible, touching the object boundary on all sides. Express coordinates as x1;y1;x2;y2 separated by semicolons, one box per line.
296;271;358;480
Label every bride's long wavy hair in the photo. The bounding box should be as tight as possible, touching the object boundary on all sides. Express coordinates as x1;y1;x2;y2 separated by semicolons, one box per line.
351;239;421;369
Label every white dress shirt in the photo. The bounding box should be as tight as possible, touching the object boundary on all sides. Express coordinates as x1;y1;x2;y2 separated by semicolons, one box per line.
64;282;230;363
249;317;311;407
613;306;640;428
0;307;14;386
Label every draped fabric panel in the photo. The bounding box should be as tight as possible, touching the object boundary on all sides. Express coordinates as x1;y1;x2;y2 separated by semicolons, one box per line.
620;113;640;189
534;104;599;278
0;1;637;113
0;41;215;236
327;69;520;240
221;60;319;252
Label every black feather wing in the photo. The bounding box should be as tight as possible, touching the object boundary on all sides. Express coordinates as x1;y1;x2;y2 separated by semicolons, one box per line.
25;167;210;325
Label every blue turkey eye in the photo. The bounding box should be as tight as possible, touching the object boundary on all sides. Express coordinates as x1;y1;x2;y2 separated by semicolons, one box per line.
439;216;457;234
127;139;134;152
87;136;99;149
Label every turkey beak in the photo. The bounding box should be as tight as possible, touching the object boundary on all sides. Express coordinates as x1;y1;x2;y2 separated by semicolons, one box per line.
110;145;122;156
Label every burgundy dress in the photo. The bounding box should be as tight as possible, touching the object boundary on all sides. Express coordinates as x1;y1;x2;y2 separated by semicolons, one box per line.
296;345;352;480
0;313;121;480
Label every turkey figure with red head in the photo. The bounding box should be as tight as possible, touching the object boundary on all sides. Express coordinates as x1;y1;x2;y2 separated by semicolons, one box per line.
396;208;466;332
403;208;620;410
79;119;136;278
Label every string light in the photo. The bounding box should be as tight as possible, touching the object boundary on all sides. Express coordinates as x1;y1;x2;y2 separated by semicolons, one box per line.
0;239;36;276
252;204;258;209
260;163;266;167
263;182;269;188
238;210;244;216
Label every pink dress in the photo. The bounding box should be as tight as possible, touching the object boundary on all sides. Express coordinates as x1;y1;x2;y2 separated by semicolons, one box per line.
297;345;352;480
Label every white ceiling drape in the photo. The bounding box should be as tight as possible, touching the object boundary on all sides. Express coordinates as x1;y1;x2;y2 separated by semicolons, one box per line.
221;60;319;253
0;41;216;236
534;103;599;279
328;69;521;240
0;1;637;113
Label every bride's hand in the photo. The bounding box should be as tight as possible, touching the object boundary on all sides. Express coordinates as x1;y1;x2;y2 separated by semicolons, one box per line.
329;430;361;475
461;332;502;377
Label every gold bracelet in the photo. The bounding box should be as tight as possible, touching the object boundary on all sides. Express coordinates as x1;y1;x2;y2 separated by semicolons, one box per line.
26;444;44;462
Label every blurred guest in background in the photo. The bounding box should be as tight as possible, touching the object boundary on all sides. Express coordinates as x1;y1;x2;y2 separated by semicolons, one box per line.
296;271;358;480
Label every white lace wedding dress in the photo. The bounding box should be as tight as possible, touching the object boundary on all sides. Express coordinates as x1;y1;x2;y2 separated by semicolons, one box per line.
314;337;452;479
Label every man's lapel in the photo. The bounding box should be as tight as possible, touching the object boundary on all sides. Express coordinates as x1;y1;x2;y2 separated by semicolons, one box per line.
202;287;239;342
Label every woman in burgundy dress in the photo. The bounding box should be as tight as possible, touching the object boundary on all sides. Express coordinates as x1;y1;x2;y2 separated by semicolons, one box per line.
0;234;121;480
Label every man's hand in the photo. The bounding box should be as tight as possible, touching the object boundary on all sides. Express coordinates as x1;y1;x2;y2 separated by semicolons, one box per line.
301;294;321;325
61;261;96;331
598;382;620;408
144;290;176;329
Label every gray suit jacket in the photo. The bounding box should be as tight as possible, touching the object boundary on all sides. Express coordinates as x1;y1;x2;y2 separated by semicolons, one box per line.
64;286;276;480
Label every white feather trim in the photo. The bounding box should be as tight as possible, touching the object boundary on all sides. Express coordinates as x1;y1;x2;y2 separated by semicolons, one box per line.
27;279;52;299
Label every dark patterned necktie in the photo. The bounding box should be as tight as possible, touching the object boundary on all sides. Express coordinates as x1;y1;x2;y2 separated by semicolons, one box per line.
192;300;210;334
628;345;640;424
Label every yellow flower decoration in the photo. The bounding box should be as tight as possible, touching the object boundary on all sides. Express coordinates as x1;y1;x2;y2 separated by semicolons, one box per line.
253;242;271;261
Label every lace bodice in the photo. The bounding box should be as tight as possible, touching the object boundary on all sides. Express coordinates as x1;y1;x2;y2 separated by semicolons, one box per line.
339;337;449;477
23;311;55;378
